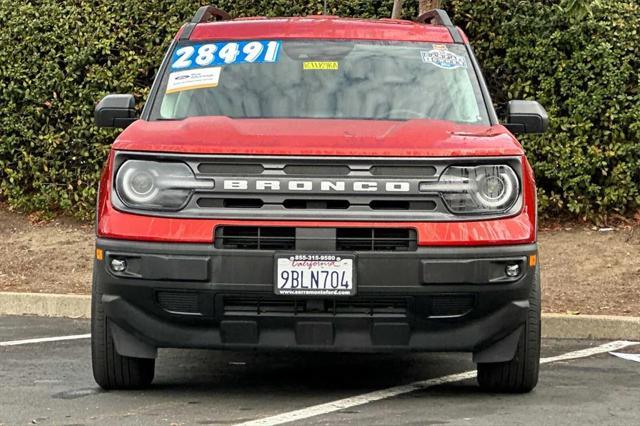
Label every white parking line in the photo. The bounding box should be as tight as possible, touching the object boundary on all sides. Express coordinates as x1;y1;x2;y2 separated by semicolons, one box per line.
0;334;91;346
236;340;640;426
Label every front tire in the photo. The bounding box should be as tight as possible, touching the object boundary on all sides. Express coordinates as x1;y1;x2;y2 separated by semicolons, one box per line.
477;265;541;393
91;273;155;390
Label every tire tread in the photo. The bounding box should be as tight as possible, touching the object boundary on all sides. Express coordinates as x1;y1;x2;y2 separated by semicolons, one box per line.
477;265;541;393
91;273;155;390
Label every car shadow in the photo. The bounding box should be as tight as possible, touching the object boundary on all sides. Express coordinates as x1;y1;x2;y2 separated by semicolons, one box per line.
145;349;480;397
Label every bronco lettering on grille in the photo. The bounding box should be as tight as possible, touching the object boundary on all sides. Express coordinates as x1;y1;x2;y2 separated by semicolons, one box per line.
222;180;412;193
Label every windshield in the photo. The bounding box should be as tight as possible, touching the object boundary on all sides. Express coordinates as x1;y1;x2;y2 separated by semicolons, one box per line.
151;39;490;124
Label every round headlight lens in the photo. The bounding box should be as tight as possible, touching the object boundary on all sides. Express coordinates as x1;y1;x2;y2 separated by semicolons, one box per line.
474;169;516;210
480;175;506;200
114;160;212;210
130;172;154;195
434;165;520;214
120;168;159;203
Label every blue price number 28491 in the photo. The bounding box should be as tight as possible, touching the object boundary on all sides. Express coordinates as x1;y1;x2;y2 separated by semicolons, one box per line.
172;41;281;70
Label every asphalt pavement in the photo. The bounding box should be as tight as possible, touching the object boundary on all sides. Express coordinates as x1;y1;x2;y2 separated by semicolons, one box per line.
1;315;639;425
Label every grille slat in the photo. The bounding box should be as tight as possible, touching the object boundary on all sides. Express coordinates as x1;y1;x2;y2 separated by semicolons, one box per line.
215;226;296;250
428;295;475;318
215;226;417;251
157;291;200;314
337;228;417;252
223;296;408;317
189;156;450;220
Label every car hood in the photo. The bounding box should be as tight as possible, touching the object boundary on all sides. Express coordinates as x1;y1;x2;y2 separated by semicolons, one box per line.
113;117;523;157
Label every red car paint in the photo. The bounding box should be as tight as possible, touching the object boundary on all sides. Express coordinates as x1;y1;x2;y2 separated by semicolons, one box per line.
113;118;523;158
186;17;457;43
97;17;537;246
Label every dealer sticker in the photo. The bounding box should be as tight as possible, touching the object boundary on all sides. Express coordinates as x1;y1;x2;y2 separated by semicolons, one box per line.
171;40;282;71
421;49;467;70
166;67;221;94
303;61;339;70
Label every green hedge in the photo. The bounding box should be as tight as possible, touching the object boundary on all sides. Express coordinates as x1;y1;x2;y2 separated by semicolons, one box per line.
0;0;638;220
448;0;640;219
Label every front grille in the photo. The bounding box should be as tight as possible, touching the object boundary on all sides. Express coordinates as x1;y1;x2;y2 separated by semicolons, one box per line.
336;228;417;251
428;295;475;318
282;199;350;210
369;200;436;211
222;295;408;318
196;198;435;211
113;153;523;221
157;291;200;314
215;226;417;251
214;227;295;250
198;198;265;209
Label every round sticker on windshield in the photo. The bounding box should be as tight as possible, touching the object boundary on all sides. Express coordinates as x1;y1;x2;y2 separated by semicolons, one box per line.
421;49;467;70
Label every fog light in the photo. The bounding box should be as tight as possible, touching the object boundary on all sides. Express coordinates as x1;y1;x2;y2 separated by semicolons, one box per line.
505;264;520;277
110;258;127;273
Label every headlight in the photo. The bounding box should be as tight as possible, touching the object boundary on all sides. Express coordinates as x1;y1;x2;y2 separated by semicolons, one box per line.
115;160;213;210
421;165;520;214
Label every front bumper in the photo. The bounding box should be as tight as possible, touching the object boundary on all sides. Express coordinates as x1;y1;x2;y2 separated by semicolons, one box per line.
95;238;537;361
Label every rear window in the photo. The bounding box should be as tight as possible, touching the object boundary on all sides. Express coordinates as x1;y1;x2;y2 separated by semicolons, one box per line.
150;39;490;124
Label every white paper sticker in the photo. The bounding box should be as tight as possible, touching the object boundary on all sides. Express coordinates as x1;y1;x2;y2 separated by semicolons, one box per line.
421;49;467;70
166;67;221;94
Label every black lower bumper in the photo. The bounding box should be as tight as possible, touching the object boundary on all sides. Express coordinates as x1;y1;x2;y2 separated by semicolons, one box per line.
95;238;537;362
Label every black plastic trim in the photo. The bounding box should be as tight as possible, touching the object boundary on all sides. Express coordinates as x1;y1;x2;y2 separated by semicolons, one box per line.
96;238;536;356
416;9;464;44
140;37;178;121
179;6;233;41
465;44;499;125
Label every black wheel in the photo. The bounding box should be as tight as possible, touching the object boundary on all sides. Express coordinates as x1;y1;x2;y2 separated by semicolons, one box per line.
91;272;155;390
477;265;541;393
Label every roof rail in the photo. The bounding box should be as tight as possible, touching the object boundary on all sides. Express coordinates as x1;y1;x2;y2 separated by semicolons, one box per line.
180;5;232;41
416;9;464;44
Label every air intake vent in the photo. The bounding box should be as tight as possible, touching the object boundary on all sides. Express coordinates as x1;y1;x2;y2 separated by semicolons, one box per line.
215;227;295;250
284;165;351;176
157;291;200;314
282;199;350;210
198;163;264;175
198;198;264;209
336;228;417;252
428;295;475;318
215;227;418;251
370;165;437;177
222;295;408;317
369;200;436;211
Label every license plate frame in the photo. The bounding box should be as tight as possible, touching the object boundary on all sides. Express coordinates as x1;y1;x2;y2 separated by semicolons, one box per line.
274;253;356;297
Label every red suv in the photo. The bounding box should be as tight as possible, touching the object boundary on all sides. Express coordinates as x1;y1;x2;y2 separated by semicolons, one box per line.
92;6;548;393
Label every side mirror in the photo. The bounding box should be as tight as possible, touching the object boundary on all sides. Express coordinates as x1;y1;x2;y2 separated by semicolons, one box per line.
505;100;549;134
95;94;137;128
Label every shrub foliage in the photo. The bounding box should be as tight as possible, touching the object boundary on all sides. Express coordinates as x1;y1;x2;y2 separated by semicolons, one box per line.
0;0;638;220
448;0;640;219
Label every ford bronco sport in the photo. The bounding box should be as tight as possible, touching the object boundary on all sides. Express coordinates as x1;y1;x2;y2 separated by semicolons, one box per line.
92;6;549;393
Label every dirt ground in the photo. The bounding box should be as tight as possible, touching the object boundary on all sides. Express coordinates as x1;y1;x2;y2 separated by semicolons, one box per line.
0;207;638;316
0;208;94;295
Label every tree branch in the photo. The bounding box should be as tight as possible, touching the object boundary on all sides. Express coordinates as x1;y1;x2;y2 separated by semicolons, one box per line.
392;0;404;19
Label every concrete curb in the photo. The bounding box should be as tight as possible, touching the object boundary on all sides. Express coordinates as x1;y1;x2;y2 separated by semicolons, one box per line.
0;292;638;340
0;292;90;319
541;313;640;341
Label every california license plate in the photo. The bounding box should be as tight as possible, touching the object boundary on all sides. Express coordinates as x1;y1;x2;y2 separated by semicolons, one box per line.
274;254;356;296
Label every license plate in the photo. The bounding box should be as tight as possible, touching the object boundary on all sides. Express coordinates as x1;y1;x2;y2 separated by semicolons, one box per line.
274;254;356;296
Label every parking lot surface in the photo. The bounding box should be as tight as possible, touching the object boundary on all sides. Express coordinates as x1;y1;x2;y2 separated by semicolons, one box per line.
1;315;638;425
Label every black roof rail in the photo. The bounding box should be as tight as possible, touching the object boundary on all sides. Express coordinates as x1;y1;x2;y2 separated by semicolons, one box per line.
180;5;233;41
416;9;464;44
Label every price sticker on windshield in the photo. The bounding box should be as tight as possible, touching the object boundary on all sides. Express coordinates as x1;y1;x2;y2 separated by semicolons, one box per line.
171;40;282;70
